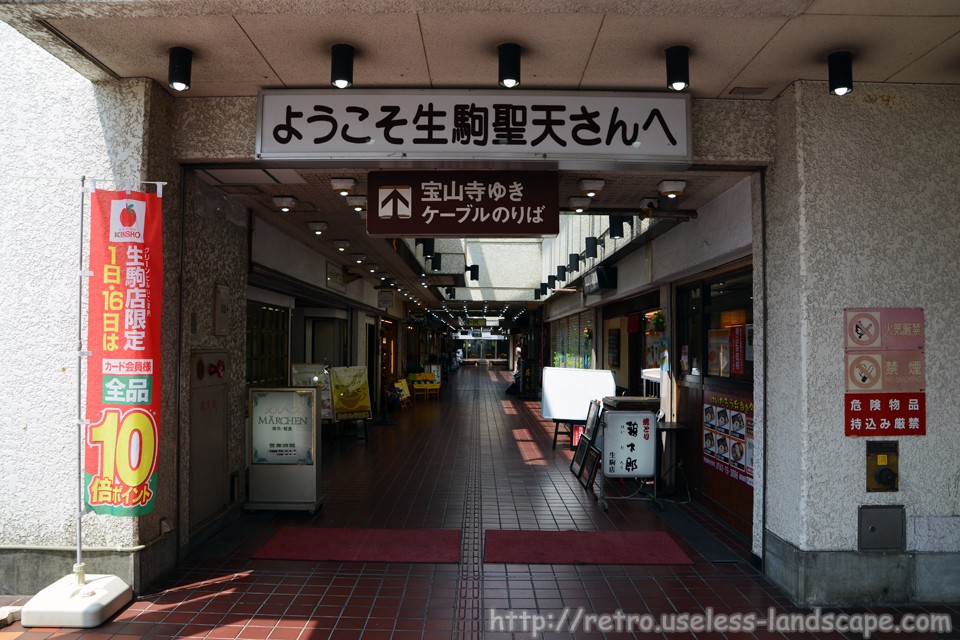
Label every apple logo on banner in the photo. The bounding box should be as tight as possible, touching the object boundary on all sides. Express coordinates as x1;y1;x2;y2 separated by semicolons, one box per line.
110;199;146;243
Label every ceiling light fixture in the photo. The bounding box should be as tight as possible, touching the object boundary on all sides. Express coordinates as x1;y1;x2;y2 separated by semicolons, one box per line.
665;45;690;92
498;42;521;88
467;265;479;281
568;196;591;213
367;263;378;273
584;236;604;259
346;195;366;212
548;275;557;289
534;289;541;300
540;283;548;296
331;43;354;89
578;179;605;197
272;195;297;212
332;239;350;252
569;253;580;272
308;221;328;235
828;50;853;96
352;253;365;264
557;265;567;281
609;215;632;240
168;46;193;92
417;238;435;259
431;253;442;271
658;180;686;199
331;178;356;196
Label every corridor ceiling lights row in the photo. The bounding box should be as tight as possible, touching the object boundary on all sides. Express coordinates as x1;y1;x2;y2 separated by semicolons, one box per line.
169;36;856;97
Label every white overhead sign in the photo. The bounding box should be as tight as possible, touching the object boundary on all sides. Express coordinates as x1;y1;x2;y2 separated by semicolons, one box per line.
257;90;690;165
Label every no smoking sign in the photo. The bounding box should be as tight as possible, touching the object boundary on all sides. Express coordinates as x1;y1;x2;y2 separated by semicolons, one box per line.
846;353;882;391
845;311;881;349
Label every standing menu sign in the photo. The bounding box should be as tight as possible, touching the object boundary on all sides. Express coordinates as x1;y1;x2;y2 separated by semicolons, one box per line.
84;189;163;516
291;363;333;420
250;389;315;465
247;388;322;511
603;411;656;478
330;366;372;420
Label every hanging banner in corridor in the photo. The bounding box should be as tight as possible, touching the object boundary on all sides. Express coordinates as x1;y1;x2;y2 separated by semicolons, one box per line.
85;189;163;516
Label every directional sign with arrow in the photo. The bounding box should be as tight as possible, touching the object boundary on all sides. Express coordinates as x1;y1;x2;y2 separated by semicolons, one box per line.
378;186;411;219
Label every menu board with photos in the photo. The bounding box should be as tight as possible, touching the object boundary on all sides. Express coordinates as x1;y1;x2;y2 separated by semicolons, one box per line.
702;391;754;487
291;363;334;420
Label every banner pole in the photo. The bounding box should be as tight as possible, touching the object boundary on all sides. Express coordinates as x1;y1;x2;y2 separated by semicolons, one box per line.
75;176;87;585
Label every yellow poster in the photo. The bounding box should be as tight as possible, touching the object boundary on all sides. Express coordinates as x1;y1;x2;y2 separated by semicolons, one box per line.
329;366;372;420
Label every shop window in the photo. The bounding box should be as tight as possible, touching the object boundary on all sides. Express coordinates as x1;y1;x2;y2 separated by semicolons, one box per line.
246;301;290;387
550;312;592;368
705;271;753;382
678;286;703;377
678;269;753;382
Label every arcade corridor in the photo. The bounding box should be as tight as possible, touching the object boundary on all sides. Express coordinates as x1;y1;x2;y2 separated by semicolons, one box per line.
1;367;955;639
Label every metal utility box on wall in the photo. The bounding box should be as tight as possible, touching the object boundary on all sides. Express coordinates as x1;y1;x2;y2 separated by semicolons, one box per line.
858;505;905;551
866;440;899;492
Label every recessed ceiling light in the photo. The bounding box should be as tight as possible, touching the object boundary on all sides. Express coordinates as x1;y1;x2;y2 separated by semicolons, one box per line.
331;178;356;196
272;195;297;212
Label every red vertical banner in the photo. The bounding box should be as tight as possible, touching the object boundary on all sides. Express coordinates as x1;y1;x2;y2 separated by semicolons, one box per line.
84;189;163;516
730;325;746;376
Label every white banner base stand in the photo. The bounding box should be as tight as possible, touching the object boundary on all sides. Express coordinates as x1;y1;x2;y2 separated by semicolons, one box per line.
21;570;132;628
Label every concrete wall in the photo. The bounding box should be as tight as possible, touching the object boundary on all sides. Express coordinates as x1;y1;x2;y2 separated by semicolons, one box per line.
0;22;183;593
177;172;249;551
763;81;960;604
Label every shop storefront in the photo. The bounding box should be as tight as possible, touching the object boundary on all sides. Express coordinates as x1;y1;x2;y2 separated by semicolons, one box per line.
675;263;754;536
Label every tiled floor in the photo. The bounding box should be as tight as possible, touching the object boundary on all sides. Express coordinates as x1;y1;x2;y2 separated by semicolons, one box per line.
2;366;957;639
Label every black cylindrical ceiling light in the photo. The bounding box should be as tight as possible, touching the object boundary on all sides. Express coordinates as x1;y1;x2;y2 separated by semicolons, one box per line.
609;215;625;239
331;43;354;89
569;253;580;272
534;289;541;300
540;282;548;296
557;265;567;281
420;238;435;258
168;46;193;92
828;50;853;96
548;275;557;289
585;237;599;259
665;45;689;92
431;253;442;271
498;43;521;88
467;264;479;281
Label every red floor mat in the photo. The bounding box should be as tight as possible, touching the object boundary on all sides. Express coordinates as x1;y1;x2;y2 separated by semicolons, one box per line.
252;527;462;563
484;530;694;565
